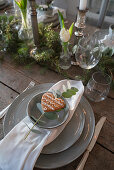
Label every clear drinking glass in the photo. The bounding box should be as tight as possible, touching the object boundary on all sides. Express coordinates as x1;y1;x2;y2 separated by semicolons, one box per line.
85;72;111;102
75;37;102;69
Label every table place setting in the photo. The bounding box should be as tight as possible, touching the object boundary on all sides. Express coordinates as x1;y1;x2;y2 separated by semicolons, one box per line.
0;0;113;169
0;79;87;170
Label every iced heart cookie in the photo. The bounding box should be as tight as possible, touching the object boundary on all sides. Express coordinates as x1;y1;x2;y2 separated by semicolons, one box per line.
41;92;65;112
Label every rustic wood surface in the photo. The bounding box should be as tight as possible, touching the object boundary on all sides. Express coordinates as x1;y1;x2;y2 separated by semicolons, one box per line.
0;8;113;169
0;54;114;170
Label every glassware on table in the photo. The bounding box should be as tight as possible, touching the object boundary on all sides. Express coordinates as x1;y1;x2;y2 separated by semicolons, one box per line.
18;9;32;40
59;43;71;70
75;36;102;69
85;72;111;102
91;25;114;49
13;0;20;17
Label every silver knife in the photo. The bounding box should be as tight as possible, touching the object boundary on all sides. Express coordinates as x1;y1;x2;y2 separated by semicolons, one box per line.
76;116;106;170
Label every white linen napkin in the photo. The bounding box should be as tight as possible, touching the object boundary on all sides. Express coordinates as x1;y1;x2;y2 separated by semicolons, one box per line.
0;80;84;170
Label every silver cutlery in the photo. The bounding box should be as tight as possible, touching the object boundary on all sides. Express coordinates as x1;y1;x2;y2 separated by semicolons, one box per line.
0;81;35;119
76;116;106;170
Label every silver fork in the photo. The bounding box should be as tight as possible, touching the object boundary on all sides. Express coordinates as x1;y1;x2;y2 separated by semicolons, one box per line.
0;81;35;119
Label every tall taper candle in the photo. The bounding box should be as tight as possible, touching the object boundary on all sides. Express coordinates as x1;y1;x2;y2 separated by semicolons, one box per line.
79;0;87;10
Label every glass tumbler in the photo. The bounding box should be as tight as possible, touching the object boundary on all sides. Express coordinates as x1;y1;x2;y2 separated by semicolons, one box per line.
85;72;111;102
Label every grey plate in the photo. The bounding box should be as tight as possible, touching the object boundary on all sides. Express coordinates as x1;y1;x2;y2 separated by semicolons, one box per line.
27;92;69;129
3;83;95;169
36;97;95;169
3;83;85;155
42;103;85;154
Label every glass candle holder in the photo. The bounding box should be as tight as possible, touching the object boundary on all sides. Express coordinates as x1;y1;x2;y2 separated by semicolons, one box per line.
85;72;112;102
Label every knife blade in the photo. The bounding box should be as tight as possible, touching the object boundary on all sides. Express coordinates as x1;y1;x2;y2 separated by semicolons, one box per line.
76;116;106;170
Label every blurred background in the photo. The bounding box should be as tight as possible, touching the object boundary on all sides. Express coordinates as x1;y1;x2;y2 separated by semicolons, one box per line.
35;0;114;28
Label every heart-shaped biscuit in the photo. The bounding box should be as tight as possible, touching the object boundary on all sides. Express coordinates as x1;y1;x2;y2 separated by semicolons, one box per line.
41;92;65;112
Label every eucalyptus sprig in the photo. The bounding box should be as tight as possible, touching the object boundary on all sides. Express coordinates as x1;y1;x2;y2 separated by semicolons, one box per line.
62;81;79;98
24;113;44;140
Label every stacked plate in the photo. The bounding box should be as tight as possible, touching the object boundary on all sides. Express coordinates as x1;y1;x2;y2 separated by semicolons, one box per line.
3;83;95;169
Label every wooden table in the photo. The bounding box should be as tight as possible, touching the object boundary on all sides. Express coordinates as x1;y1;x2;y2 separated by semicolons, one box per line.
0;50;114;170
0;5;113;168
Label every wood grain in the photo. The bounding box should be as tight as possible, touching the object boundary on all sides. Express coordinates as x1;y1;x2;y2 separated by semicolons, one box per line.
0;62;38;93
3;57;64;84
108;90;114;99
0;83;18;111
0;83;18;140
84;144;114;170
89;97;114;123
85;97;114;152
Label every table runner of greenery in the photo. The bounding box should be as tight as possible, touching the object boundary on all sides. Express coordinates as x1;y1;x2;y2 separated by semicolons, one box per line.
0;15;114;88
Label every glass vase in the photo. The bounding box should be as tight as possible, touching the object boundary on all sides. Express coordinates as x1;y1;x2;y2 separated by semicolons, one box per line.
18;9;32;40
59;43;71;70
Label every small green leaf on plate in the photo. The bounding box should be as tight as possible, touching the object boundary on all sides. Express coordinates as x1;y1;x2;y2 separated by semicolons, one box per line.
62;91;72;98
31;129;42;134
71;87;79;92
67;89;76;95
44;112;58;120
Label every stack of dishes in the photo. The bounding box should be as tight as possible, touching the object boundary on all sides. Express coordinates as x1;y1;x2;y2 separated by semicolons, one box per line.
3;83;95;169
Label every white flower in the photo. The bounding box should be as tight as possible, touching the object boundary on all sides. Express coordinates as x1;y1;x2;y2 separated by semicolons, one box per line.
62;84;67;92
60;28;70;42
67;81;71;89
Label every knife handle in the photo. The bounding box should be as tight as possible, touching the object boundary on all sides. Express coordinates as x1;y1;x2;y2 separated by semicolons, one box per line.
76;150;89;170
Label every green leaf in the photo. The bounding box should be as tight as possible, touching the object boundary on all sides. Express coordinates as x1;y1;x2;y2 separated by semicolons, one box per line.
62;87;79;98
8;16;14;22
62;91;72;98
31;129;42;134
58;10;65;29
37;103;44;114
69;22;74;37
15;0;27;10
44;112;58;120
67;89;76;95
71;87;79;92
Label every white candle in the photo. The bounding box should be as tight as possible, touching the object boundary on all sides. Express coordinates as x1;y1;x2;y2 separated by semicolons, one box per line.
79;0;87;10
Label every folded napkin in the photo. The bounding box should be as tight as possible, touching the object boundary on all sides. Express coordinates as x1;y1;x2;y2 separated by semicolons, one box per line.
0;80;84;170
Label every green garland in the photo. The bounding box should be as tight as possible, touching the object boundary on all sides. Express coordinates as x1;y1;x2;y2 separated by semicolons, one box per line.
0;15;62;69
32;23;61;66
0;15;114;89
